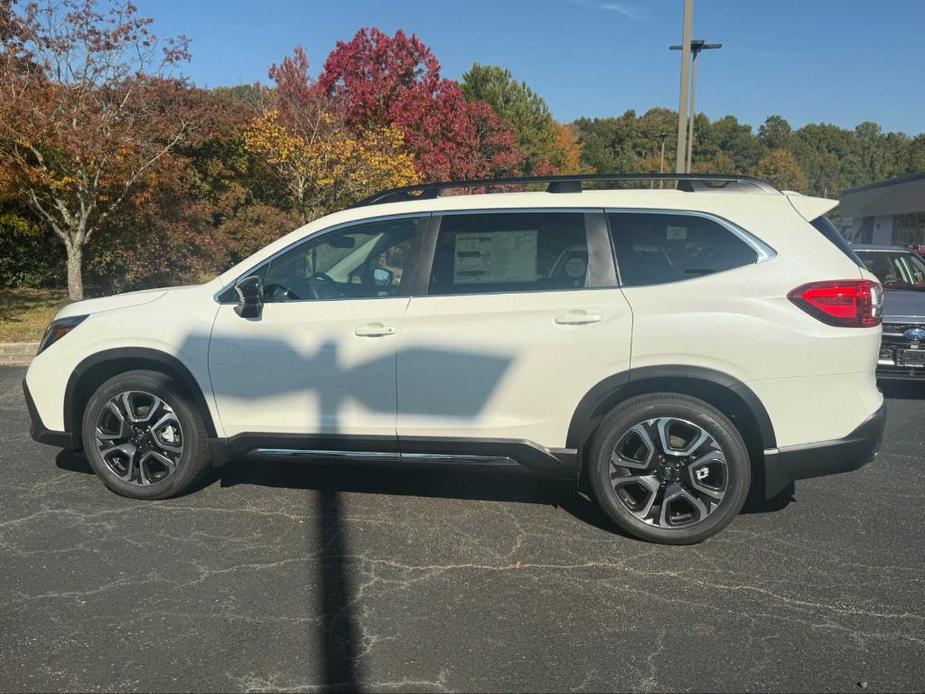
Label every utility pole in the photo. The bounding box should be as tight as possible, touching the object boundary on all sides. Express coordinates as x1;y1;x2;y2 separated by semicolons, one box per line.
671;37;722;173
686;47;699;173
674;0;693;174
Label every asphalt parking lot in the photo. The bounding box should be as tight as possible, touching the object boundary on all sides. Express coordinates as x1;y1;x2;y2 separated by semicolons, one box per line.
1;365;924;693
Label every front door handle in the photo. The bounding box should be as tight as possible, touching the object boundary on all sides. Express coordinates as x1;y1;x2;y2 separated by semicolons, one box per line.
354;323;398;337
554;310;603;326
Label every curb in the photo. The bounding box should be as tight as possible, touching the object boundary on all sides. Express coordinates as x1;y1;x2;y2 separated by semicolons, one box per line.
0;342;39;366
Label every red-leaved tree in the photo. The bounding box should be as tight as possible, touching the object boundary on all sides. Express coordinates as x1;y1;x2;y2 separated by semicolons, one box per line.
316;28;523;182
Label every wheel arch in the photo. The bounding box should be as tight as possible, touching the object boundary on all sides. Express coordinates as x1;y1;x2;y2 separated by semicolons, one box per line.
568;366;776;489
64;348;217;447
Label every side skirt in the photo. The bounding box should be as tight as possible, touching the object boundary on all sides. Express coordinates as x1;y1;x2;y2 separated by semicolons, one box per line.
209;433;577;478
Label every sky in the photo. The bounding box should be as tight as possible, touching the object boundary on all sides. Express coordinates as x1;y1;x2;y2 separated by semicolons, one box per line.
136;0;925;136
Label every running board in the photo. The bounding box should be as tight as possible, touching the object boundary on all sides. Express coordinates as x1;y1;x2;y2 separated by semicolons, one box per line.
210;433;577;477
253;449;521;467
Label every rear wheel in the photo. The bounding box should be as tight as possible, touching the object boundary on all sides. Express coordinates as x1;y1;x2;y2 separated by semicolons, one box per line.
81;370;210;499
588;393;750;544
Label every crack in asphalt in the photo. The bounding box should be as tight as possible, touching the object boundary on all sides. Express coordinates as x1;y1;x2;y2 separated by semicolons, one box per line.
2;367;925;692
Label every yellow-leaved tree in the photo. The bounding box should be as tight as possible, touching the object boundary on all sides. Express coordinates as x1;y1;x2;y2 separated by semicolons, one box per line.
243;48;418;223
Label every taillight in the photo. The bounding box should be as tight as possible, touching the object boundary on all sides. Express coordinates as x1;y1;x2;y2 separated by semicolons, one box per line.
787;280;882;328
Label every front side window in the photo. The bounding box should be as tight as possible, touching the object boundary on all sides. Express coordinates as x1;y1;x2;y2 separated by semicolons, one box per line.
427;212;590;295
608;212;760;287
250;217;422;302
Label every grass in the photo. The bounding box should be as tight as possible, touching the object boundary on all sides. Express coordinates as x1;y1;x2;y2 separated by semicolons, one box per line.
0;288;70;342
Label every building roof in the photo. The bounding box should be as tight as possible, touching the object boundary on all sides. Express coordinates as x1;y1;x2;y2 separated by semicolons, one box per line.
840;172;925;218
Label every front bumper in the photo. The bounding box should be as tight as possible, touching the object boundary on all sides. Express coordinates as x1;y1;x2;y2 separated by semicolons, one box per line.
763;402;886;498
877;322;925;379
23;380;74;449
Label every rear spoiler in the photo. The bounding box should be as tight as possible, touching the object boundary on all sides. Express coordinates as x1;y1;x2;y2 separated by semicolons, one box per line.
784;192;839;222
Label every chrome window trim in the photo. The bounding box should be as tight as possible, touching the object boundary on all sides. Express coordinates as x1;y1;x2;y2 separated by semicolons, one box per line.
213;211;431;304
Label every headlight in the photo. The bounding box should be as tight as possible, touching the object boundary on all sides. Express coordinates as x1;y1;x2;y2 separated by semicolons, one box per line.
37;315;87;355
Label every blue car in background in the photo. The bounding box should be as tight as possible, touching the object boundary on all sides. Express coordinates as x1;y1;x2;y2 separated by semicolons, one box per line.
855;245;925;380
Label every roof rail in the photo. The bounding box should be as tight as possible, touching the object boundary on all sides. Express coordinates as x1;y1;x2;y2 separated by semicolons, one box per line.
353;173;779;207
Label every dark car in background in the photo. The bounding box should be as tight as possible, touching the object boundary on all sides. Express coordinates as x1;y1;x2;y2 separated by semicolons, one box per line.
855;245;925;379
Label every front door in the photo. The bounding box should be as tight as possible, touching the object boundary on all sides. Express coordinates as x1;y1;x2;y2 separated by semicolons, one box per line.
396;210;633;450
209;215;426;441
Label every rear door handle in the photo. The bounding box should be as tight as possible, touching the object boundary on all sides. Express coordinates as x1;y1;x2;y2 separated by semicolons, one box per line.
554;310;603;326
354;323;398;337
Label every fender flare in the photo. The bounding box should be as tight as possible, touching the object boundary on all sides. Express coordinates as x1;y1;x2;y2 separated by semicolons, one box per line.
63;347;217;441
565;365;776;451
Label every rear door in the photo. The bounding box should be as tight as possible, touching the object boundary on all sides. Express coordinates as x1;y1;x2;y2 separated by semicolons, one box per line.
395;209;633;451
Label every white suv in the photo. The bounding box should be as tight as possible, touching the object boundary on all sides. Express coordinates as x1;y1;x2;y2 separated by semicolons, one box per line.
23;174;886;544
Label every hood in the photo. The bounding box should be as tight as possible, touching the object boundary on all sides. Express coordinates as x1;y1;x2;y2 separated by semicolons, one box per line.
55;285;196;319
882;288;925;323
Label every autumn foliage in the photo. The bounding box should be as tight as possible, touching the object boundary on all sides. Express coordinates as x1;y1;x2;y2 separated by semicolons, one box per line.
0;7;541;298
0;2;590;298
317;29;523;181
243;46;418;222
0;0;194;298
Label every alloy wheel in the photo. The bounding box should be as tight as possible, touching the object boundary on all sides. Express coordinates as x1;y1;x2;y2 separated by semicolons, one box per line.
609;417;728;528
94;390;183;486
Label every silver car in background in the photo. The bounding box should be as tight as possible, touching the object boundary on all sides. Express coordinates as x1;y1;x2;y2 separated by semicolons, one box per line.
855;245;925;379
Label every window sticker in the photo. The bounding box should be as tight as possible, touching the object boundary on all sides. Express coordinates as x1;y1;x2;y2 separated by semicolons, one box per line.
666;225;688;241
454;230;538;284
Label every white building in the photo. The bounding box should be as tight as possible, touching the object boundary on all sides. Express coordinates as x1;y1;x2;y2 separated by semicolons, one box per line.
839;172;925;245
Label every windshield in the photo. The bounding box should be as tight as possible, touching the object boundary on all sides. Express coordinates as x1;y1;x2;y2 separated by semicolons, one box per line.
856;250;925;290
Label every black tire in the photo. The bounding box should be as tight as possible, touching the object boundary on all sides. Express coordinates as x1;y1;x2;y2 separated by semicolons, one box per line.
81;369;210;500
588;393;750;545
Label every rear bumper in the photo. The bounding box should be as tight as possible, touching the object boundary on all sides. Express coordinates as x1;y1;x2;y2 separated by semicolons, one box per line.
763;402;886;498
23;380;74;449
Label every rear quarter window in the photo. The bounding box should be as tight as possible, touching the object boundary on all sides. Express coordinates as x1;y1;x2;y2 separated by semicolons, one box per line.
811;216;864;268
607;212;761;287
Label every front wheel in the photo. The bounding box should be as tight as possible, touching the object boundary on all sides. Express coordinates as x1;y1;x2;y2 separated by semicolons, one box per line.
588;393;751;544
81;370;210;499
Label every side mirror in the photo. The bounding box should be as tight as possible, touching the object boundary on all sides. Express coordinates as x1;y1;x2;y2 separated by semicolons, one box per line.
372;267;393;288
234;276;263;318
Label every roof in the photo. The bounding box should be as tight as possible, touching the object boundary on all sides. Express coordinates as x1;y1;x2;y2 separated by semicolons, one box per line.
839;172;925;218
842;171;925;195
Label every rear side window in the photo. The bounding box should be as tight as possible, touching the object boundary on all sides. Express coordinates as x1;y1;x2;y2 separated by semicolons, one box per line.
811;216;865;268
608;212;759;287
428;212;590;295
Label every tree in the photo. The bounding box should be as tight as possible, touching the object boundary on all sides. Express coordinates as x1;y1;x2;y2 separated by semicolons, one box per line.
573;112;644;174
245;47;418;222
752;148;809;192
757;115;792;150
706;116;761;172
83;86;258;293
316;28;523;181
0;0;192;299
790;123;861;197
908;135;925;174
548;124;590;174
460;64;557;173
